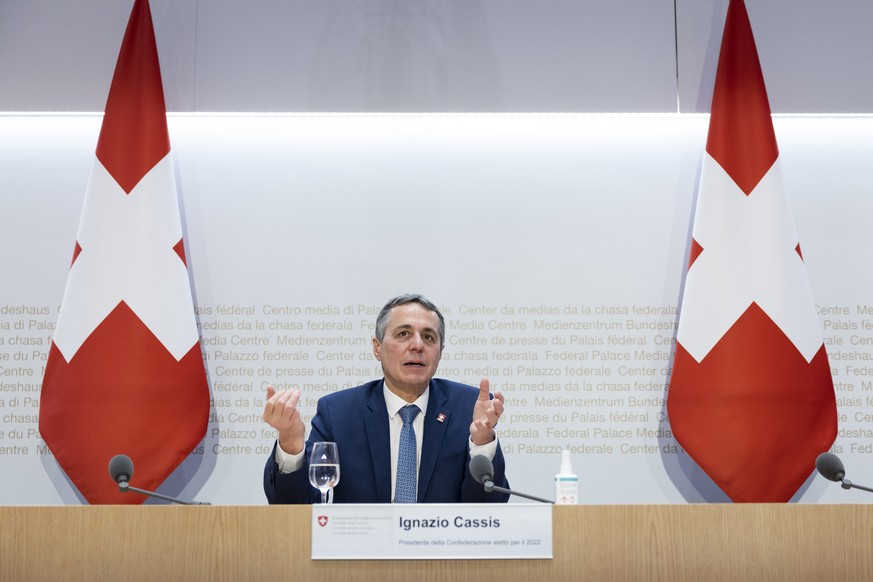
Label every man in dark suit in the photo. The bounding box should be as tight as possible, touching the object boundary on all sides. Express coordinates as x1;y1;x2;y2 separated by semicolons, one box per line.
263;294;509;504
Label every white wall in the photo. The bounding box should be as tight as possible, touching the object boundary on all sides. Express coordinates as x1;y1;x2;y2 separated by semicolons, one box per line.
1;1;872;113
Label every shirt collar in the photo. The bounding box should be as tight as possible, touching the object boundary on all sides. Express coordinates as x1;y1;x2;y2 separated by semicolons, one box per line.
383;381;430;419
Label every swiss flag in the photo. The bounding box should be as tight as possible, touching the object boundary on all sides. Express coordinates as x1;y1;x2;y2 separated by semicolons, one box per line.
666;0;837;502
38;0;209;504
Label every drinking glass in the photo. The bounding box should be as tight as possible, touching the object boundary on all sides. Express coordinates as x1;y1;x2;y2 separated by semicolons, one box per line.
308;441;340;504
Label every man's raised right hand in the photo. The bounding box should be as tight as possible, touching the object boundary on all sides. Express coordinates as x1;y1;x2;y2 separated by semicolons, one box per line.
262;385;306;455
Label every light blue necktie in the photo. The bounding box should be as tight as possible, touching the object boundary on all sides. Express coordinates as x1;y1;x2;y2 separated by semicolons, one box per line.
395;404;420;503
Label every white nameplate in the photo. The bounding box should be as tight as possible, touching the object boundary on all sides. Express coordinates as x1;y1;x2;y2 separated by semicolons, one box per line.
311;503;552;560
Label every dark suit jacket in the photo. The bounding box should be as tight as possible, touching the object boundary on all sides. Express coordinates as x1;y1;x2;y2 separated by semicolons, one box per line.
263;378;510;504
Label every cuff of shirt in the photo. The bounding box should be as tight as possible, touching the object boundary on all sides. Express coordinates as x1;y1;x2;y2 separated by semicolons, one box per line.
275;441;305;474
469;433;499;460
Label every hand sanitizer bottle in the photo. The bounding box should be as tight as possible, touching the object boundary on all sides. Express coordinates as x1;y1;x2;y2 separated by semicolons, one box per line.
554;449;578;505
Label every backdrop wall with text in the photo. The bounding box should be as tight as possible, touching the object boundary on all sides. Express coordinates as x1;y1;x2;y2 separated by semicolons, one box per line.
1;114;871;504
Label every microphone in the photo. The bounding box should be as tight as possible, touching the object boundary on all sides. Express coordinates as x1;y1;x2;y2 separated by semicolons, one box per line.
108;454;211;505
469;454;495;484
815;452;845;482
815;452;873;494
109;453;134;484
469;454;554;504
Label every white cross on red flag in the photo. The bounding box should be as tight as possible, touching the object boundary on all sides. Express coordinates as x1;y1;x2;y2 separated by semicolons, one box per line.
38;0;209;504
666;0;837;502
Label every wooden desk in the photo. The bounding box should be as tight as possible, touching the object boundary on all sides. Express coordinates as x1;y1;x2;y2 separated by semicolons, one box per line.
1;504;871;581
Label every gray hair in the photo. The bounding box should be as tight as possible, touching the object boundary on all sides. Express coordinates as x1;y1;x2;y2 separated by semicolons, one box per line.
374;294;445;347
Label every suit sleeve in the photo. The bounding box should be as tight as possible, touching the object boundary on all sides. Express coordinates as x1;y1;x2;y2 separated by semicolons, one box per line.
460;442;510;503
263;441;320;504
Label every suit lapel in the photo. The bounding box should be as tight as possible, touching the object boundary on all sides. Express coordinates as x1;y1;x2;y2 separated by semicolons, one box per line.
364;381;392;503
417;380;449;502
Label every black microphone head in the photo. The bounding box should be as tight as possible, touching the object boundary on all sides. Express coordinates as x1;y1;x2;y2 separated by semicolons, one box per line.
108;454;134;484
816;452;845;482
469;454;494;484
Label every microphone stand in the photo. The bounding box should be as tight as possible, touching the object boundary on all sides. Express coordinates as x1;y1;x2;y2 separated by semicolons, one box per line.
840;478;873;494
483;480;555;504
117;480;211;505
